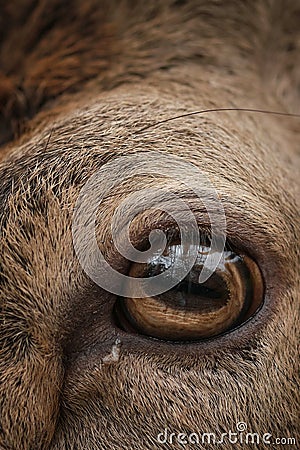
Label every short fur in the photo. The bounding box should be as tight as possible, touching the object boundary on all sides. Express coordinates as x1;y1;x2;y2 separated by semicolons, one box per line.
0;1;299;449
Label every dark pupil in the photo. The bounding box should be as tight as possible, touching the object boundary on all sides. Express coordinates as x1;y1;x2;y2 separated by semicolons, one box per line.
174;275;228;299
144;249;230;312
154;271;230;313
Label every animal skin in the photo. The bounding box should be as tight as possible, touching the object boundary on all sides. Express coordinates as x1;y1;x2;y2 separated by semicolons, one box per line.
0;1;299;449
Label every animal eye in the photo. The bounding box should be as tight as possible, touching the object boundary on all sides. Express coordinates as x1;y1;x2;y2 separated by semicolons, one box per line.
114;242;264;341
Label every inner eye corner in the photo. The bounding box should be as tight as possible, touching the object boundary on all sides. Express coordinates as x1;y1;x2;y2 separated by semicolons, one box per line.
113;236;265;343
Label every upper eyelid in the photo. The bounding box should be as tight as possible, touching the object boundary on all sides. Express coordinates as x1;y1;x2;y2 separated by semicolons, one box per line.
0;171;287;247
0;146;290;258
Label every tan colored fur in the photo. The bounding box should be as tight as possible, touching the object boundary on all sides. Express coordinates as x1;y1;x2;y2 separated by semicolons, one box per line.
0;1;299;449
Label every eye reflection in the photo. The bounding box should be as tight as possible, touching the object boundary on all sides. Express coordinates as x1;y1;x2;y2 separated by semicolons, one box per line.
114;242;264;341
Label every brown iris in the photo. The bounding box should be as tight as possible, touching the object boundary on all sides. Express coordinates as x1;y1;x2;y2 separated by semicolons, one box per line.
114;243;264;341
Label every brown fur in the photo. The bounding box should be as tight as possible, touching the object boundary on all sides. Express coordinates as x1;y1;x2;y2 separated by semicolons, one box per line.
0;1;299;449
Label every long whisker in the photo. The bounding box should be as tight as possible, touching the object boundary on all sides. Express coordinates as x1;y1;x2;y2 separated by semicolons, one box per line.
137;108;300;133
